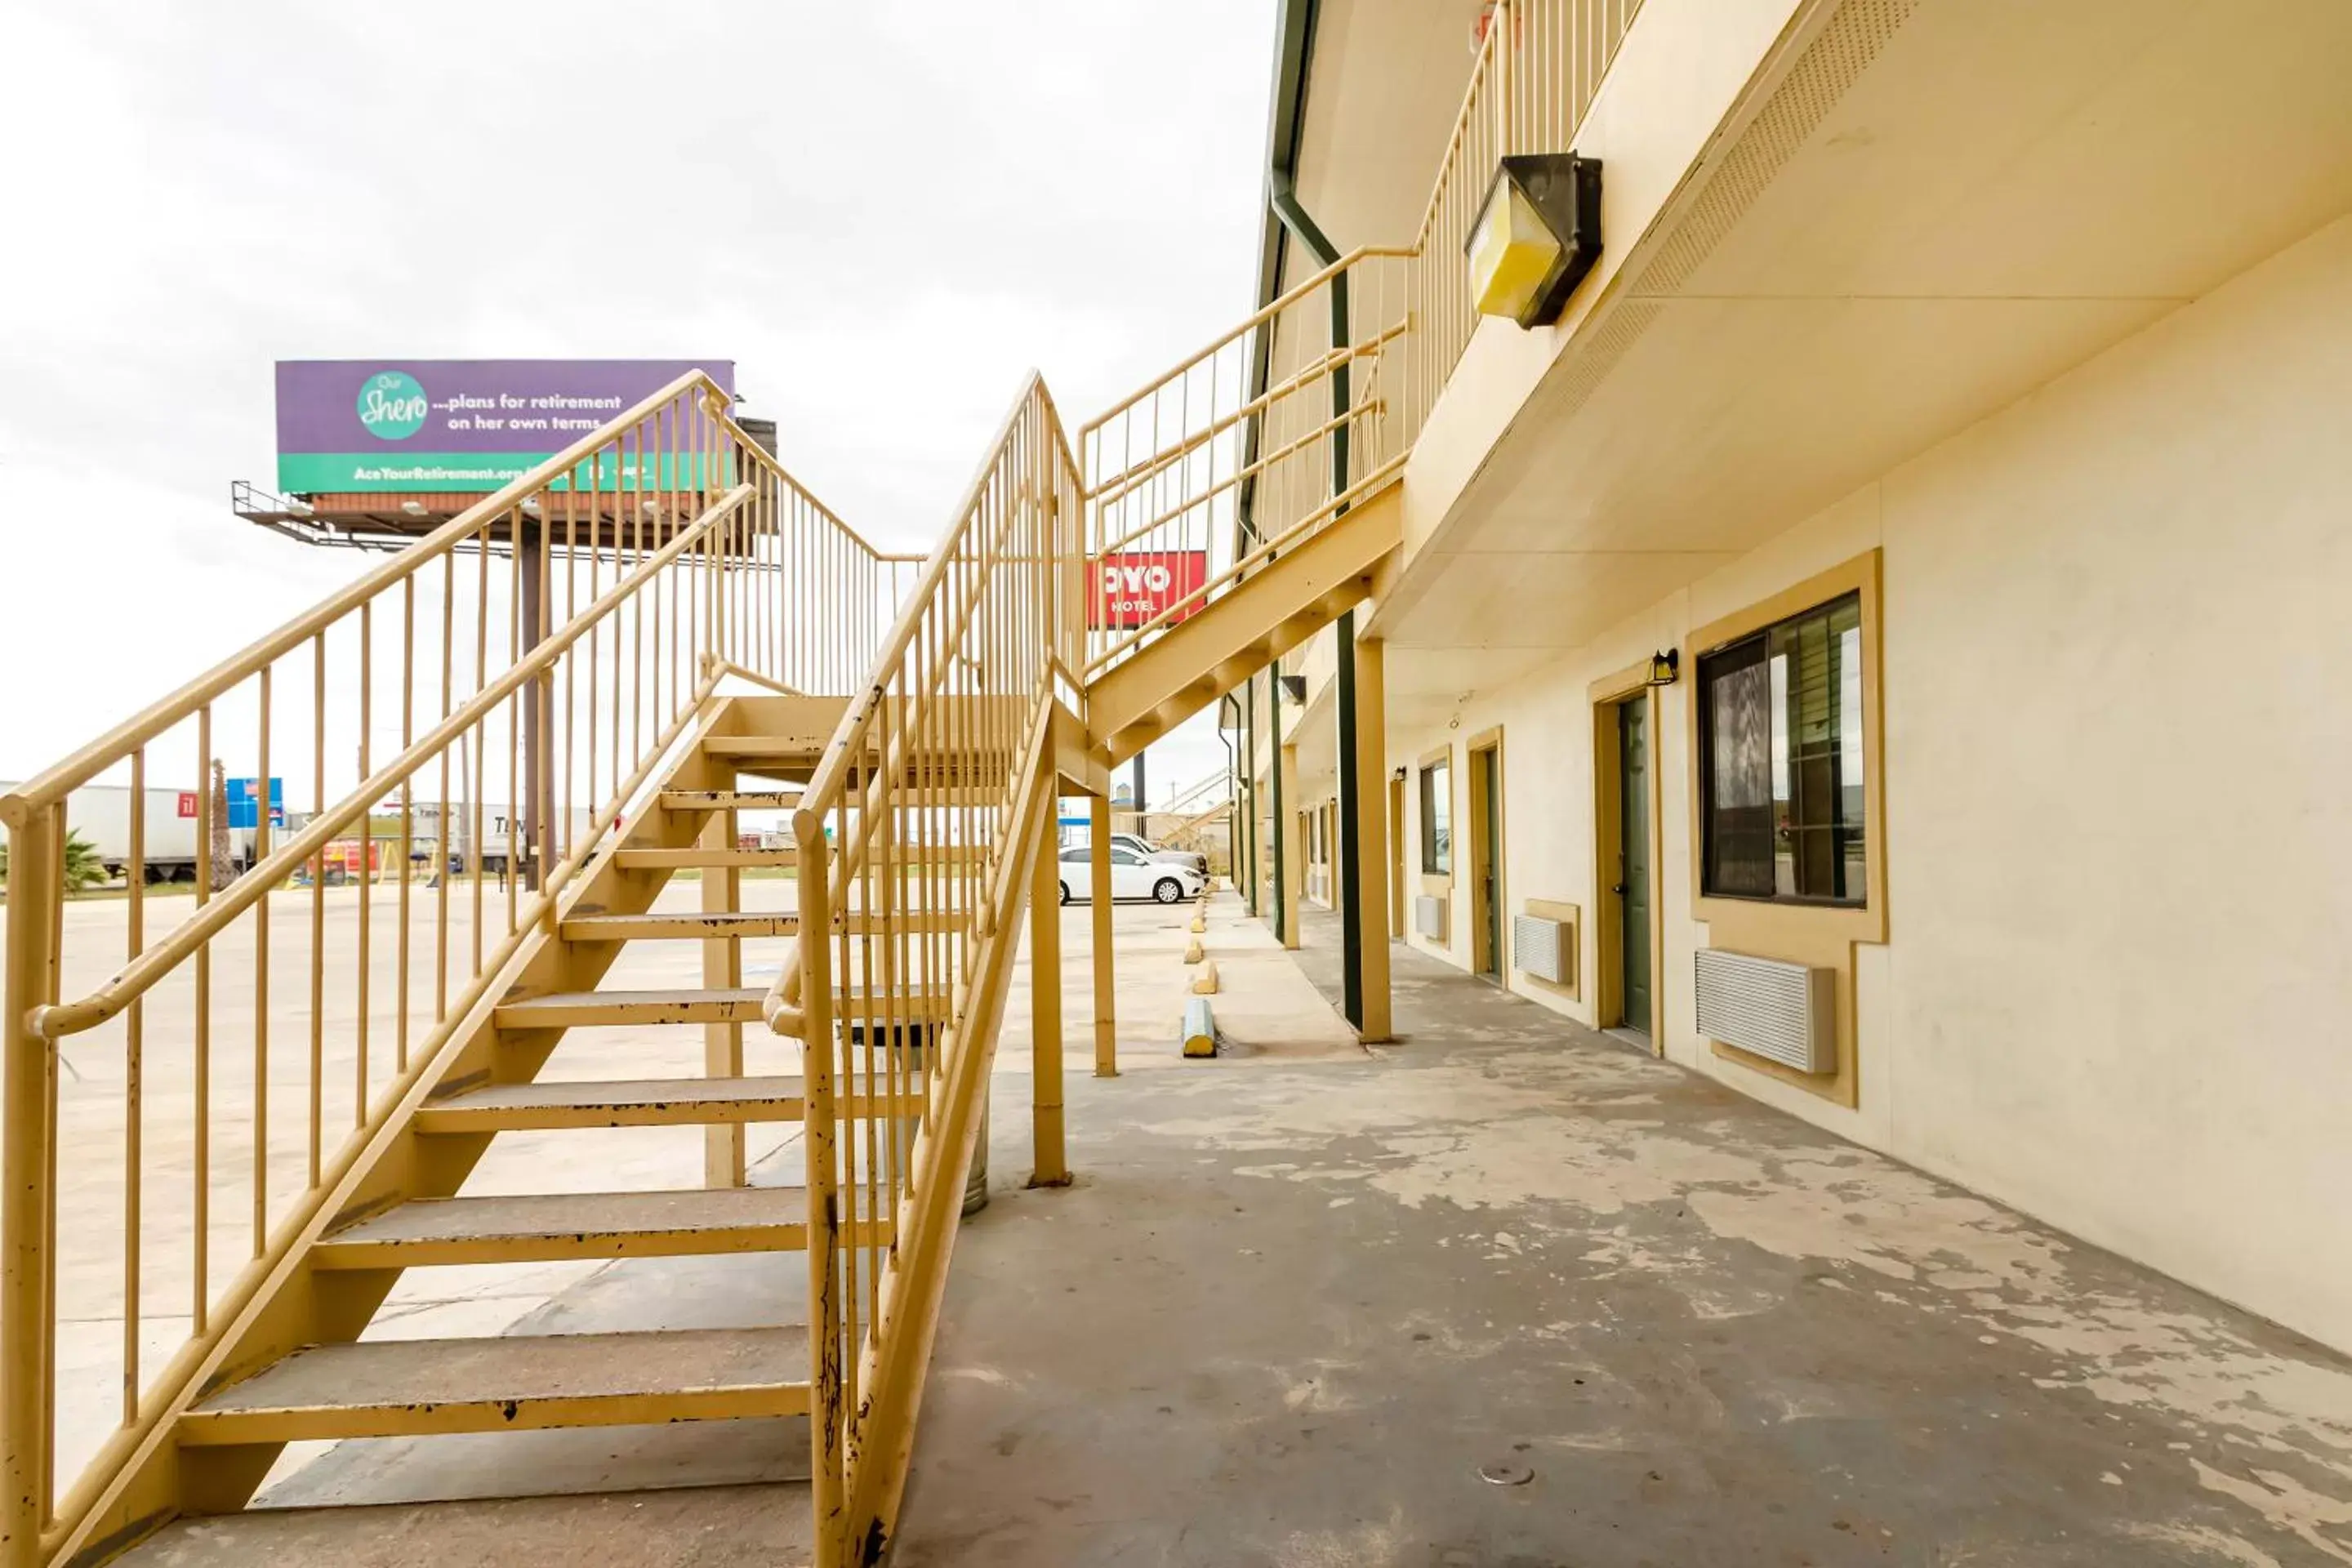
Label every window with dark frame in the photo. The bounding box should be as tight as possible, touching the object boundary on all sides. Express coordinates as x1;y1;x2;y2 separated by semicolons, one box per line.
1698;591;1867;906
1419;757;1452;875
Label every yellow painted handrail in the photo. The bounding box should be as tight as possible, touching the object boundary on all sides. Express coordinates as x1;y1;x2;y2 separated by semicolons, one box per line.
0;375;894;827
1078;245;1412;443
774;370;1080;1564
3;364;902;1562
29;484;753;1043
1085;455;1406;679
1073;0;1645;680
31;665;728;1562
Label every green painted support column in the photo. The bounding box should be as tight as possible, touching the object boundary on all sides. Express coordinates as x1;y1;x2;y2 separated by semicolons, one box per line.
1337;608;1364;1030
1267;666;1286;942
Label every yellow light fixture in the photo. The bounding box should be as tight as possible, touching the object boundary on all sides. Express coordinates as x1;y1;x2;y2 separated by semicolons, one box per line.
1466;154;1603;328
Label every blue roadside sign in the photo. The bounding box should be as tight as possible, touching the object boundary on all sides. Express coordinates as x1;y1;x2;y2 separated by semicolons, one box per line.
226;777;286;830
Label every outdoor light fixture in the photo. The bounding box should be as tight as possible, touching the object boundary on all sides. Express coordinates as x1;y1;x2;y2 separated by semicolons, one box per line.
400;501;429;518
1280;675;1307;704
1647;648;1680;687
1466;154;1603;328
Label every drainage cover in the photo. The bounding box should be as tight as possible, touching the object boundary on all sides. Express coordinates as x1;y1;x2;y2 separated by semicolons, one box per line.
1478;1463;1535;1486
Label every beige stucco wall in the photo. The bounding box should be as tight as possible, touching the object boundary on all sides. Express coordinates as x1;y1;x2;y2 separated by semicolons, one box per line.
1374;213;2352;1350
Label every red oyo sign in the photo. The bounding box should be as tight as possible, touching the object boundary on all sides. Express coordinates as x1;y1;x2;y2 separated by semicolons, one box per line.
1089;550;1208;630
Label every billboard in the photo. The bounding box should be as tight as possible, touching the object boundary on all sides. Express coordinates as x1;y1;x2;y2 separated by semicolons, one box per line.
1089;550;1209;630
274;359;736;495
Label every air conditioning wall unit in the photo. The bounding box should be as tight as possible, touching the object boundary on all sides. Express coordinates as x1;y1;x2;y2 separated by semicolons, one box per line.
1512;913;1574;987
1414;893;1450;941
1693;948;1835;1074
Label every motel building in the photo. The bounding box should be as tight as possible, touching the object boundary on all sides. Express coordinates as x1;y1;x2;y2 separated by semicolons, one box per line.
1229;0;2352;1372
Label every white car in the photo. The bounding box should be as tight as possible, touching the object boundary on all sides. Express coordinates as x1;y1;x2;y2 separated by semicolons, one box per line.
1058;844;1205;905
1075;831;1210;878
1116;831;1209;877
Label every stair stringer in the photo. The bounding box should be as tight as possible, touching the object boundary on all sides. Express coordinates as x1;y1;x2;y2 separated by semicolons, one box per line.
1084;481;1402;765
54;694;783;1565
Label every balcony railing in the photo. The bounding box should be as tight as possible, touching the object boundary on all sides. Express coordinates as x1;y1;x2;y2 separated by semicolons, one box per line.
1077;0;1648;676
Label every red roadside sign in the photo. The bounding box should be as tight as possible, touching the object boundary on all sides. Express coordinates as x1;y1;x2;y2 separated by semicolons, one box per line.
1089;550;1208;630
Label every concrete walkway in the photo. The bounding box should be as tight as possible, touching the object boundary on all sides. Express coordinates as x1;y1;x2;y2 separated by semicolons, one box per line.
109;893;2352;1564
898;902;2352;1566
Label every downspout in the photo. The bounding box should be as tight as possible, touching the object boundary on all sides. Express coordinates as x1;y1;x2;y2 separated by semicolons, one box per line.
1217;693;1248;907
1246;0;1318;956
1261;0;1370;1031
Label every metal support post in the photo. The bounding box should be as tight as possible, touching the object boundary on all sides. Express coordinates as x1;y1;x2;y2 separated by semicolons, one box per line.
1089;794;1118;1077
1279;742;1303;950
1352;635;1392;1041
517;518;548;893
701;804;746;1187
2;808;60;1564
1269;668;1287;941
1338;610;1365;1028
1029;820;1069;1184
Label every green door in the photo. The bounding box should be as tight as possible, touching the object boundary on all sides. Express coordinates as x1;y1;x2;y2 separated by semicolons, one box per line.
1618;699;1652;1034
1477;753;1502;978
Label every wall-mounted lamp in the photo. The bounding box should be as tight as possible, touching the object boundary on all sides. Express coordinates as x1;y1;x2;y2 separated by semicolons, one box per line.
1466;154;1604;328
1647;648;1680;687
1279;675;1307;704
1391;765;1407;782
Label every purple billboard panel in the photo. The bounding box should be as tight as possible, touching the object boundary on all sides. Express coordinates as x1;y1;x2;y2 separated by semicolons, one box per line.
274;359;735;493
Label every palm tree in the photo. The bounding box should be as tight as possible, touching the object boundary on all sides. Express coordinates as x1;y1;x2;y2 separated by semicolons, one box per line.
0;831;111;892
61;832;107;890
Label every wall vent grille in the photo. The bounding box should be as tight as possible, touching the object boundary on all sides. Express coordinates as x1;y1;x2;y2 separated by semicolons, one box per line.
1414;893;1450;942
1512;915;1573;986
1694;948;1834;1073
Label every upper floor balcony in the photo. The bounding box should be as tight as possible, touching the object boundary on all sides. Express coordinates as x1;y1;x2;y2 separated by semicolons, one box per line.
1231;0;2352;728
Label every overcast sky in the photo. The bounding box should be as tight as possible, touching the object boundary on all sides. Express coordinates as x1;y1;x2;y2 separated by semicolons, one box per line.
0;1;1272;808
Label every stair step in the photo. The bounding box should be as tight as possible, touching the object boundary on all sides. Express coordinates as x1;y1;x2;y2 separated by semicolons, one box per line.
496;988;769;1027
616;847;799;870
180;1326;810;1444
703;737;1007;787
701;737;830;762
658;789;804;811
614;844;989;871
562;910;802;941
414;1076;924;1132
778;786;1003;805
109;1486;817;1566
493;986;943;1030
559;910;964;942
314;1187;889;1268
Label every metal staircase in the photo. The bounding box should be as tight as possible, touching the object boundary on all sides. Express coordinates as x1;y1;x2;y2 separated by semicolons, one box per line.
2;2;1652;1546
0;274;1412;1568
0;285;1412;1568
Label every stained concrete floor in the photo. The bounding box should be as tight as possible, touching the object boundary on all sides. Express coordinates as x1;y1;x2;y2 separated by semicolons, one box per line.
107;893;2352;1564
107;890;1330;1565
894;905;2352;1566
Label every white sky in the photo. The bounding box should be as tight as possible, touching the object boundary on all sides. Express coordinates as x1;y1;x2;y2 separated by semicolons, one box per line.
0;1;1272;808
